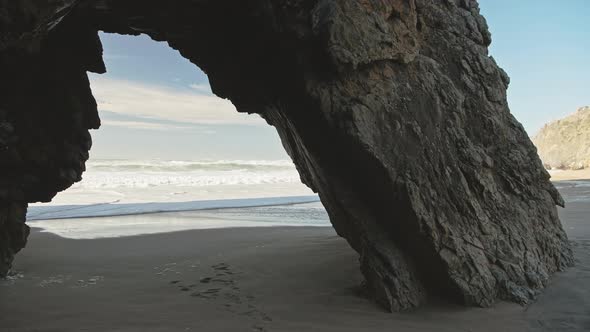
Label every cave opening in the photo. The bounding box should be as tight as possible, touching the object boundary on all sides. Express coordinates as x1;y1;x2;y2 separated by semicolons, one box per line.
88;32;283;162
25;31;325;238
0;0;575;316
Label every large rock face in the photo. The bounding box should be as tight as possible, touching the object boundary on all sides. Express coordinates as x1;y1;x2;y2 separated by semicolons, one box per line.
0;0;573;311
533;106;590;170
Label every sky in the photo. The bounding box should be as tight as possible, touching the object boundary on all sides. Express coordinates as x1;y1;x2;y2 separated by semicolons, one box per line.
88;34;287;160
478;0;589;132
89;1;589;160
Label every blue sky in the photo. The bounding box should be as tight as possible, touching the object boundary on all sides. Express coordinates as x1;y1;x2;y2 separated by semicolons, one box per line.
89;1;588;160
479;0;589;132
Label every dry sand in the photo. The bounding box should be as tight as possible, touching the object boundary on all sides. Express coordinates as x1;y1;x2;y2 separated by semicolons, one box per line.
1;183;589;331
549;168;590;181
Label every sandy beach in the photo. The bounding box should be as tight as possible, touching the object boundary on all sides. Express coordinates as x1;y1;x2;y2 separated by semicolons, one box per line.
549;169;590;181
1;182;589;332
2;1;588;331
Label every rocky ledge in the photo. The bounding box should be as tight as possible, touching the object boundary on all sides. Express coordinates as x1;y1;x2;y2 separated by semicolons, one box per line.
0;0;573;311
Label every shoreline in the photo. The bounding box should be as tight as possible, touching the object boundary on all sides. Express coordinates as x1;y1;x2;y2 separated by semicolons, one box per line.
26;177;589;224
27;195;321;221
1;184;589;331
26;201;330;240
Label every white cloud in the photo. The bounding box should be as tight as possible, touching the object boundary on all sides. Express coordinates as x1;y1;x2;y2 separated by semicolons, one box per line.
100;119;190;131
102;54;131;60
89;76;265;126
189;83;212;94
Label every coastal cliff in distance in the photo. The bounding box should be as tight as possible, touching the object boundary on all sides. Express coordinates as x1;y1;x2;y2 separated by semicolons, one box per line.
533;106;590;170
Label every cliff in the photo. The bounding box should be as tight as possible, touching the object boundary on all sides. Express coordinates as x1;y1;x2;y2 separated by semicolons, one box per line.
0;0;573;311
533;106;590;170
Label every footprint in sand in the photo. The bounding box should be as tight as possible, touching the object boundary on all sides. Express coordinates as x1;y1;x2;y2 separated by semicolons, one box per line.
191;287;221;298
1;271;25;286
251;325;268;332
38;275;71;287
75;276;104;288
172;262;272;329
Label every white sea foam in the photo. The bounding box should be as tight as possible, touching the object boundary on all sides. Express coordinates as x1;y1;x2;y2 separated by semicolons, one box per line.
30;159;314;207
27;196;320;220
77;159;300;189
27;159;323;237
28;200;329;239
26;159;326;238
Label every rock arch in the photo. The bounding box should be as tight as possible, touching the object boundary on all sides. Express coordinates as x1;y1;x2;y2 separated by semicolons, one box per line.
0;0;572;311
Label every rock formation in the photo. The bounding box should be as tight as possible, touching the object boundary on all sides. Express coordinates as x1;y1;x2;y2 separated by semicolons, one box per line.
0;0;573;311
533;106;590;170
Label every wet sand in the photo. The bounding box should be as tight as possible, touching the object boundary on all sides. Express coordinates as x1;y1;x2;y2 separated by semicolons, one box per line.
1;183;589;331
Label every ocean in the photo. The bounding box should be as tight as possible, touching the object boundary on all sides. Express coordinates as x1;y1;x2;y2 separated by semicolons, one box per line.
27;159;330;238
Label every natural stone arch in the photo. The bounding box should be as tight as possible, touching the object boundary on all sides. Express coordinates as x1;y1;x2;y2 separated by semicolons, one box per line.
0;0;573;311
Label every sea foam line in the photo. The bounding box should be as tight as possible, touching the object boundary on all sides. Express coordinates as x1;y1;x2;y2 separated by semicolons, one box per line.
27;195;320;221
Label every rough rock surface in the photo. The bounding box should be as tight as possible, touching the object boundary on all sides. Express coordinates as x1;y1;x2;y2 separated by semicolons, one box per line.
0;0;573;311
533;106;590;170
0;203;29;276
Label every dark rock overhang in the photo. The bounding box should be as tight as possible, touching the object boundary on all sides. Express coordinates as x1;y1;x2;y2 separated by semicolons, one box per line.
0;0;573;311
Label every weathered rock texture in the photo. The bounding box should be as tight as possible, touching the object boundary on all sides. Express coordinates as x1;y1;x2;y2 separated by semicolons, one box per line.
0;0;573;311
533;106;590;170
0;203;29;276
